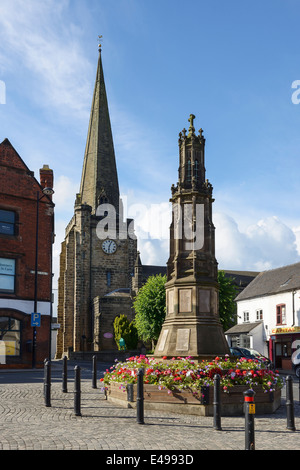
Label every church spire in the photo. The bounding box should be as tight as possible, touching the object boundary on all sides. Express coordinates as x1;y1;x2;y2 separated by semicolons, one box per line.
79;47;120;213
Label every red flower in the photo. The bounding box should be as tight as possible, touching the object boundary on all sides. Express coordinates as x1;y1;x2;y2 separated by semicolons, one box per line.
208;367;223;379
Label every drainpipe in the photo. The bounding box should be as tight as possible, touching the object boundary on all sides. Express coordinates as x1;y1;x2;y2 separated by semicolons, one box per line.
292;290;295;327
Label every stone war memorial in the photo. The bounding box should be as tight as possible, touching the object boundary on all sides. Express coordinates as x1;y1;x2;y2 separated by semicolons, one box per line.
104;115;284;416
154;114;229;360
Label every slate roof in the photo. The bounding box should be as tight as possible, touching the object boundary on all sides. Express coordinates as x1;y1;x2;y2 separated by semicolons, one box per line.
140;265;167;284
225;321;262;335
139;266;257;291
104;288;131;297
235;262;300;302
222;270;259;292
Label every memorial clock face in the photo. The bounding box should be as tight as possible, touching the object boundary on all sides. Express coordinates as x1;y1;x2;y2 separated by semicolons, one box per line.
102;239;117;254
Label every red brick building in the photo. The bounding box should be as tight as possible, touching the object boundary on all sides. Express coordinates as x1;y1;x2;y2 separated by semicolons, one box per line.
0;138;54;367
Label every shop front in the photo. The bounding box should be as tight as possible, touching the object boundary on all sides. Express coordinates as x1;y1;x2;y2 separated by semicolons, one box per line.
269;326;300;369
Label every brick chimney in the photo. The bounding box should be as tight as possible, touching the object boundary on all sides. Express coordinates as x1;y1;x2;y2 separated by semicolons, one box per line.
39;165;54;197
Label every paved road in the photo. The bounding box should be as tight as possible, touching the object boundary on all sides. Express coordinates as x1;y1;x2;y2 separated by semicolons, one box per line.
0;360;299;454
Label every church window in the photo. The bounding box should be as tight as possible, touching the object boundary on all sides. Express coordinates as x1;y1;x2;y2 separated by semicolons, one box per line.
0;210;15;236
195;160;199;179
187;160;191;183
106;270;111;287
100;196;108;205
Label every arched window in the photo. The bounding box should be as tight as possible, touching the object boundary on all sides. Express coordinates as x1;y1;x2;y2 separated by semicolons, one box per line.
195;160;199;180
187;160;191;183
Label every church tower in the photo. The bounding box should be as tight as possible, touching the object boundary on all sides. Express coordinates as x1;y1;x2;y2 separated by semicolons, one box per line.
154;115;229;359
56;48;137;357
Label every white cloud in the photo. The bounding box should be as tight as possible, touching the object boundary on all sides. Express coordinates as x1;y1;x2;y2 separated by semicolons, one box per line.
293;225;300;256
53;175;77;215
138;239;169;266
214;213;300;272
0;0;92;118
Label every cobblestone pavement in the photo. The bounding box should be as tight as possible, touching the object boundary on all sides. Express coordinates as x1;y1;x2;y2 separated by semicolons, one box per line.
0;374;299;452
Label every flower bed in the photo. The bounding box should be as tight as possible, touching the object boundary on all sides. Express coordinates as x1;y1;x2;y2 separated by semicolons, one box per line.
101;355;283;416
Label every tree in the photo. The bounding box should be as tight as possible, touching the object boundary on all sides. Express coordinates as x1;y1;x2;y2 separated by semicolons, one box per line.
133;274;167;349
218;270;238;331
113;314;139;350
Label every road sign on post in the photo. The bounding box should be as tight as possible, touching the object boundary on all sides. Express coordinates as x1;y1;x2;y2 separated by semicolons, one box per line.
31;312;41;327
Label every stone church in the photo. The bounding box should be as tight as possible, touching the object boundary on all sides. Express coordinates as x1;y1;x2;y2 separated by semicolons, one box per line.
56;49;138;357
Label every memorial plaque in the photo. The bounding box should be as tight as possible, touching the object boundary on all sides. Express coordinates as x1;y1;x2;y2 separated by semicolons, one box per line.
176;329;190;351
199;289;210;313
157;329;169;351
168;290;174;314
179;288;192;313
212;290;218;315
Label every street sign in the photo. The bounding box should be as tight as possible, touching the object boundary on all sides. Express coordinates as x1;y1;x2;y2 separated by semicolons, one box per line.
31;312;41;327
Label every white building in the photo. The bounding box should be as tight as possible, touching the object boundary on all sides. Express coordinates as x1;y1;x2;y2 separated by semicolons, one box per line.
225;262;300;370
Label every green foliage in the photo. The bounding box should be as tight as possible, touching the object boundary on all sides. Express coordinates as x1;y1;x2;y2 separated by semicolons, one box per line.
218;270;238;331
113;314;139;350
133;274;167;347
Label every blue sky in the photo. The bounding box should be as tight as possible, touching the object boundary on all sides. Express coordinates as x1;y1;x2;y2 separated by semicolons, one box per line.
1;0;300;302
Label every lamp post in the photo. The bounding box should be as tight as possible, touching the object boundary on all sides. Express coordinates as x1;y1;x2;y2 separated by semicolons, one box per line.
32;186;54;369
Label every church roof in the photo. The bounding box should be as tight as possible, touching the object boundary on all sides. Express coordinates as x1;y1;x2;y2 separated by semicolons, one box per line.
79;49;119;213
141;265;167;283
104;288;131;297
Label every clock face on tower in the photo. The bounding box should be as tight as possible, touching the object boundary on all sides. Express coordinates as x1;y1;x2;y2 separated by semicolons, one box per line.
102;239;117;254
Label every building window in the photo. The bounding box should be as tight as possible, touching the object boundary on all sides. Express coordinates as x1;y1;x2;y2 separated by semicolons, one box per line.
0;258;15;293
276;304;286;325
243;311;249;322
0;317;21;357
0;210;15;235
256;309;263;321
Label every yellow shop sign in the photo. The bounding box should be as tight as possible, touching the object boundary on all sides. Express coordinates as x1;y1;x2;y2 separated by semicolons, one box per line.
271;326;300;334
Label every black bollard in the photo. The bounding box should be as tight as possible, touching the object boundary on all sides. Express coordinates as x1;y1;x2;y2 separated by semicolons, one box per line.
244;389;255;450
213;374;222;430
44;360;51;407
136;368;144;424
62;356;68;393
92;355;97;389
286;375;296;431
43;358;49;397
74;366;82;417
